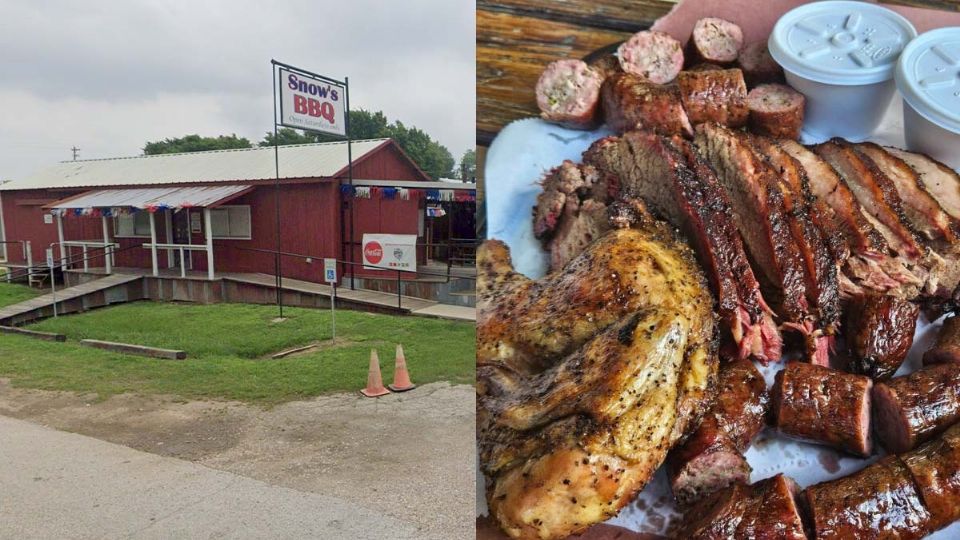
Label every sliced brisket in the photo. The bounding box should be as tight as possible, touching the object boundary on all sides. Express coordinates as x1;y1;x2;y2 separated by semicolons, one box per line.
813;139;924;260
693;123;811;334
778;139;922;297
582;132;781;362
858;142;958;244
886;146;960;225
751;136;840;336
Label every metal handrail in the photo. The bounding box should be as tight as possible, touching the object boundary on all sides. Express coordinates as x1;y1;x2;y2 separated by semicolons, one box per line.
221;244;477;312
1;242;141;283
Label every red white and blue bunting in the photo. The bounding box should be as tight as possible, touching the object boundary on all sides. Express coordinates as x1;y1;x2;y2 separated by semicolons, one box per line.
338;184;475;202
49;204;189;218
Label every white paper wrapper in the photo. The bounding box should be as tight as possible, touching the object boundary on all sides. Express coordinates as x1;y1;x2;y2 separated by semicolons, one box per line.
480;77;960;540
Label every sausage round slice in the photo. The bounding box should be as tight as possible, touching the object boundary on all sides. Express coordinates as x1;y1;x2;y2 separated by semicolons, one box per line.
773;362;873;456
535;59;604;129
687;17;744;65
747;83;806;140
678;68;748;128
710;358;770;449
803;455;933;540
667;359;768;505
737;41;785;87
667;424;751;506
872;363;960;453
901;424;960;531
617;30;684;84
845;293;919;380
676;474;806;540
601;72;692;136
924;314;960;365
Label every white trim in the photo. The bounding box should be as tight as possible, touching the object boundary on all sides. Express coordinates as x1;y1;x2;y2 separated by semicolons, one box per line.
56;214;65;267
204;208;215;280
164;209;174;268
0;192;6;261
350;179;476;190
149;212;158;277
101;216;112;274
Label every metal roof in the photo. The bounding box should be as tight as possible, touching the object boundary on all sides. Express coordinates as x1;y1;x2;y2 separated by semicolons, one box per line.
351;179;477;190
46;185;252;210
5;139;390;191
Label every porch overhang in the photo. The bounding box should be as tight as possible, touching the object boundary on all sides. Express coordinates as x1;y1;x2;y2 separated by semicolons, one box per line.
44;185;250;280
43;184;253;211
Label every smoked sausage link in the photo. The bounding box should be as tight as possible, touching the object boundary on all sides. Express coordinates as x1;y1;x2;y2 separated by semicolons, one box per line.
773;362;873;456
901;424;960;531
872;363;960;453
803;455;933;540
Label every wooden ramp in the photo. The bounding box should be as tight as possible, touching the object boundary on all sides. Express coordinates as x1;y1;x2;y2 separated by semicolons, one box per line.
0;274;145;326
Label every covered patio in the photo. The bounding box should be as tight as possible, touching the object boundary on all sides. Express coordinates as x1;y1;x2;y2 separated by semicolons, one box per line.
46;185;252;280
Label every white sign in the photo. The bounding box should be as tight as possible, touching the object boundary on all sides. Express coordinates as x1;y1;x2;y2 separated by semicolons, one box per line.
278;68;347;137
323;258;338;284
43;214;53;225
362;234;417;272
45;248;54;268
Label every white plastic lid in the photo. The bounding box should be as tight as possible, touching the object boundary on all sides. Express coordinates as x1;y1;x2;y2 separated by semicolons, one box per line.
769;1;917;85
896;27;960;134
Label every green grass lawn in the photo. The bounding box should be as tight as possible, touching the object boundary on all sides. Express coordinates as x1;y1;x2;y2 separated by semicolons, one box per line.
0;293;475;404
0;281;40;308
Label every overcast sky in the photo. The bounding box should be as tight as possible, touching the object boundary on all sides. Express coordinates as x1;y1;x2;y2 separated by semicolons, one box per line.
0;0;475;180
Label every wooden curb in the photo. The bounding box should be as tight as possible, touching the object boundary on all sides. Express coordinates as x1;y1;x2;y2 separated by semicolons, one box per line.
0;326;66;342
80;339;187;360
270;343;319;359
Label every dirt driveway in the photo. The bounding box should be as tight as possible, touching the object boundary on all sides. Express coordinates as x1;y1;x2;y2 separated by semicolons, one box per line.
0;379;475;540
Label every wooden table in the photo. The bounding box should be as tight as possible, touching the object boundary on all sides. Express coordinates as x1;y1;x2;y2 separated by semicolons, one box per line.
477;0;677;148
476;0;956;148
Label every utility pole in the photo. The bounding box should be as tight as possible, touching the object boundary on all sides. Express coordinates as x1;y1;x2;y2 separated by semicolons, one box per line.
70;146;80;161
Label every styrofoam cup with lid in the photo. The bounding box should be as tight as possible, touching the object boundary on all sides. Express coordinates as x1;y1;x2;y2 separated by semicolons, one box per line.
895;27;960;171
768;1;917;141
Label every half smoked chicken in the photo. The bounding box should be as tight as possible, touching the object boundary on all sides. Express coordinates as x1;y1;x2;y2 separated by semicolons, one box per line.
477;216;717;540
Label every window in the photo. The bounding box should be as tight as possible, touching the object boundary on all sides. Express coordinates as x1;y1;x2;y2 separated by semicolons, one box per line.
210;205;251;239
114;212;152;237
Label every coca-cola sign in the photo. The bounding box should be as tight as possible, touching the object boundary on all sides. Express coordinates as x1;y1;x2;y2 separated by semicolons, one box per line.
361;233;417;271
364;242;384;264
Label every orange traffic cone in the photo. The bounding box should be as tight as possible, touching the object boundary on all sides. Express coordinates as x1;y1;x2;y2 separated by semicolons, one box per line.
360;349;391;397
388;344;416;392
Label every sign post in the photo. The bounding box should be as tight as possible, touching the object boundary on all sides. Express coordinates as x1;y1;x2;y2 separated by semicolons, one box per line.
46;247;57;318
323;258;338;340
271;60;354;320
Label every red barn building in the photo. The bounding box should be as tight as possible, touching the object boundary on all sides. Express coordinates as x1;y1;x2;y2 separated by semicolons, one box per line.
0;139;476;305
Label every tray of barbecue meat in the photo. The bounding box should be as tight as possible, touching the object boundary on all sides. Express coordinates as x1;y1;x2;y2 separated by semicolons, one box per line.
477;1;960;539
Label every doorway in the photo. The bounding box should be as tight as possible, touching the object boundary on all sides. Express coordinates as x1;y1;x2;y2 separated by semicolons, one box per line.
173;210;193;270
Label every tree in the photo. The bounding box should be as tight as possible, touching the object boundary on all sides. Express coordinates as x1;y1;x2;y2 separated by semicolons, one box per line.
143;134;252;155
458;149;476;182
309;109;454;180
258;128;316;147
